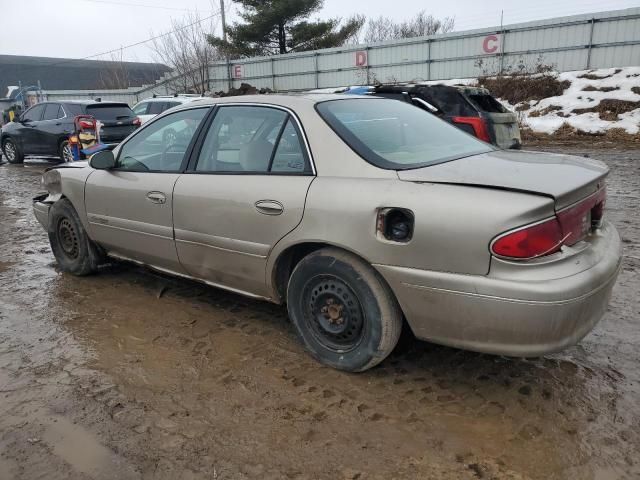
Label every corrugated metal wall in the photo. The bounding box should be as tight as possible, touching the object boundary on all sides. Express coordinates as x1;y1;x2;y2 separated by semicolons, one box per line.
43;7;640;104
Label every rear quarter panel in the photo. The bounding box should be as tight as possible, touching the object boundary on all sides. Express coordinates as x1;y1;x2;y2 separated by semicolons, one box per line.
267;178;555;293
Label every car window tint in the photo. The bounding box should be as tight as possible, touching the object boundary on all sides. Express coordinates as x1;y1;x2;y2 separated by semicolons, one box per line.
132;102;148;115
86;104;134;121
165;101;181;109
148;102;167;115
116;107;208;172
270;119;308;173
196;106;287;173
43;103;60;121
23;104;45;121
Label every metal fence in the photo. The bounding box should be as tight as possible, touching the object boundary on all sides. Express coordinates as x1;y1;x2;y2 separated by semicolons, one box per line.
43;7;640;105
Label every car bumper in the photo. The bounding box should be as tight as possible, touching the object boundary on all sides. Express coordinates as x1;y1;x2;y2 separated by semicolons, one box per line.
33;194;51;230
374;222;622;357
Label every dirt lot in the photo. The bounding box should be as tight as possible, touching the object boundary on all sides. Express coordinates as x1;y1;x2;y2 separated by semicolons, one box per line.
0;145;638;480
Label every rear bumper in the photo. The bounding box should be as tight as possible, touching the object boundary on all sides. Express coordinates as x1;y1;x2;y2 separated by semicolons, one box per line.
375;222;622;356
33;194;51;230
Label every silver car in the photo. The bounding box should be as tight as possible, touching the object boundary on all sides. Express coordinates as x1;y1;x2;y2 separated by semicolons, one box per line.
33;95;622;372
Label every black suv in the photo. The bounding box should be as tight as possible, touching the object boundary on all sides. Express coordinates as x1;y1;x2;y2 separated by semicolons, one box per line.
1;100;139;164
362;85;521;149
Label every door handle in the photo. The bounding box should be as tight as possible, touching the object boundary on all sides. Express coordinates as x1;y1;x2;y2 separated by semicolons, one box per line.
146;191;166;204
255;200;283;215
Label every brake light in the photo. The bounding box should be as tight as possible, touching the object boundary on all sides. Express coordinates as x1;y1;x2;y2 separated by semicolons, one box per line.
492;186;606;260
492;217;564;259
133;117;141;127
452;116;491;142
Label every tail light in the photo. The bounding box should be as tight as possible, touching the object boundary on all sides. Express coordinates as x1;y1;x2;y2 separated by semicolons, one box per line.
492;187;606;260
452;116;491;143
133;117;141;127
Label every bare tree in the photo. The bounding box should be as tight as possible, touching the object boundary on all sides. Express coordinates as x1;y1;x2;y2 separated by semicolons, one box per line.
149;13;221;95
97;50;132;90
362;11;454;43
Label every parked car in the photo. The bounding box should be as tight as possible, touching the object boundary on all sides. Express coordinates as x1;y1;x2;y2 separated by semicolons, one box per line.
1;100;140;164
33;95;621;372
132;95;203;124
347;84;522;149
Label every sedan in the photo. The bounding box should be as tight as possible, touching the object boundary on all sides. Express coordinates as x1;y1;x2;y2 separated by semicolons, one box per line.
32;95;622;372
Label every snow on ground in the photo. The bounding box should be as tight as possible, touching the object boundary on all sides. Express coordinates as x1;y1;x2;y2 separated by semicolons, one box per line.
500;67;640;135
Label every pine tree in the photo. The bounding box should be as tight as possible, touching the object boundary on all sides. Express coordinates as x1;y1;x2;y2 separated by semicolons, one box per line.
208;0;364;57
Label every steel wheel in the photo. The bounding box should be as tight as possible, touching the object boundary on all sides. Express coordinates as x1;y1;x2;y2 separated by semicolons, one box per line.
57;218;80;260
302;275;366;352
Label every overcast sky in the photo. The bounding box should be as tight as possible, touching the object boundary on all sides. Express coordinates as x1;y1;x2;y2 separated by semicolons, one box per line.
1;0;638;63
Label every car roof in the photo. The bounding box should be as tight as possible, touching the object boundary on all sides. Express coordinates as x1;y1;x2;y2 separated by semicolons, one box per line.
169;93;378;111
56;99;130;106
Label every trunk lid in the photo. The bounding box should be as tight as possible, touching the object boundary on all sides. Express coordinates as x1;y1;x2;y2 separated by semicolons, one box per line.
397;150;608;209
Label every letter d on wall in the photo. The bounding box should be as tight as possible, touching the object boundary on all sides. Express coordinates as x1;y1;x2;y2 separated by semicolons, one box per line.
355;50;368;67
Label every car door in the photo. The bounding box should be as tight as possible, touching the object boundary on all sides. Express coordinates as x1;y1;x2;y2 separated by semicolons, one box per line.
17;104;46;154
40;103;68;155
84;106;210;272
173;105;315;298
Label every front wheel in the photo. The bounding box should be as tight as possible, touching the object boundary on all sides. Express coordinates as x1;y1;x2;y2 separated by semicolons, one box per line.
287;248;403;372
48;199;104;275
2;138;24;164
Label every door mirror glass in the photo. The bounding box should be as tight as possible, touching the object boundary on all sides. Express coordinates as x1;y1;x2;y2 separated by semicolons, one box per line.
90;150;116;170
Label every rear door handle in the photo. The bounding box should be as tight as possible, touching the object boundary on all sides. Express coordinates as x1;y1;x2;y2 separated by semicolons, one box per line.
255;200;283;215
146;191;166;204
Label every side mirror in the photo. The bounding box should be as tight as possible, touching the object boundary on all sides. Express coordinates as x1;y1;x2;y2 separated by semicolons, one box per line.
89;150;116;170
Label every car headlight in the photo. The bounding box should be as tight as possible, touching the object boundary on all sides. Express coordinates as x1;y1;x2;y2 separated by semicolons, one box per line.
41;169;61;195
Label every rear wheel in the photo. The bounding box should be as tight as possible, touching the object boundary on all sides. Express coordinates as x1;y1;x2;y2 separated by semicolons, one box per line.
59;140;74;163
48;199;104;275
287;248;402;372
2;138;24;164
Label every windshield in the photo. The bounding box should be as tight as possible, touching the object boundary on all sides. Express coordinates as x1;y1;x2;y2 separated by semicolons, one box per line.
316;98;493;170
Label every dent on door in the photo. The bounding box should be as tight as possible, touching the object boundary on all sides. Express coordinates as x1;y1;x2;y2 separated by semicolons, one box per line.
172;175;314;298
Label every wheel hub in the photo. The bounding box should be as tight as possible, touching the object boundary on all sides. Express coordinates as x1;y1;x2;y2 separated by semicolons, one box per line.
58;218;79;259
304;276;365;351
4;142;15;161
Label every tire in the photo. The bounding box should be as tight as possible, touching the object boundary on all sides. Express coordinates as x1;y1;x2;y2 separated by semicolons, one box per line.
59;140;74;163
2;138;24;164
287;247;402;372
48;199;104;275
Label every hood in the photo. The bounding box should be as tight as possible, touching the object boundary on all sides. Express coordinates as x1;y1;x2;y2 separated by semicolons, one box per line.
397;150;608;209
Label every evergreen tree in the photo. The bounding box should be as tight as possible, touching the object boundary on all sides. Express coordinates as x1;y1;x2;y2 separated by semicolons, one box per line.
208;0;364;57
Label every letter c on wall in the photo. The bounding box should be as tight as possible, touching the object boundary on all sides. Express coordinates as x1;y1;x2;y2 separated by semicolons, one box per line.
483;35;499;54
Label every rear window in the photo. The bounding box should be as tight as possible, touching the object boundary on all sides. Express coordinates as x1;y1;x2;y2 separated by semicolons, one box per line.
316;98;493;170
85;104;135;121
468;94;508;113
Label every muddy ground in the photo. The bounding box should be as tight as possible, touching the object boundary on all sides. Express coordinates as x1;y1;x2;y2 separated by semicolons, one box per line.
0;145;638;480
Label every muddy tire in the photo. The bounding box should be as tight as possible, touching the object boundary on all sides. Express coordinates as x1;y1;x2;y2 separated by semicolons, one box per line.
2;138;24;164
48;199;104;275
287;248;402;372
59;140;74;163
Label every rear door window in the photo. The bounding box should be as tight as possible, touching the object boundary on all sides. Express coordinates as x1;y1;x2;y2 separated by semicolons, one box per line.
42;103;61;121
148;102;167;115
64;104;84;117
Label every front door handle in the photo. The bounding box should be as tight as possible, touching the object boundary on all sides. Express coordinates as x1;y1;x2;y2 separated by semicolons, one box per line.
255;200;283;215
146;191;166;204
